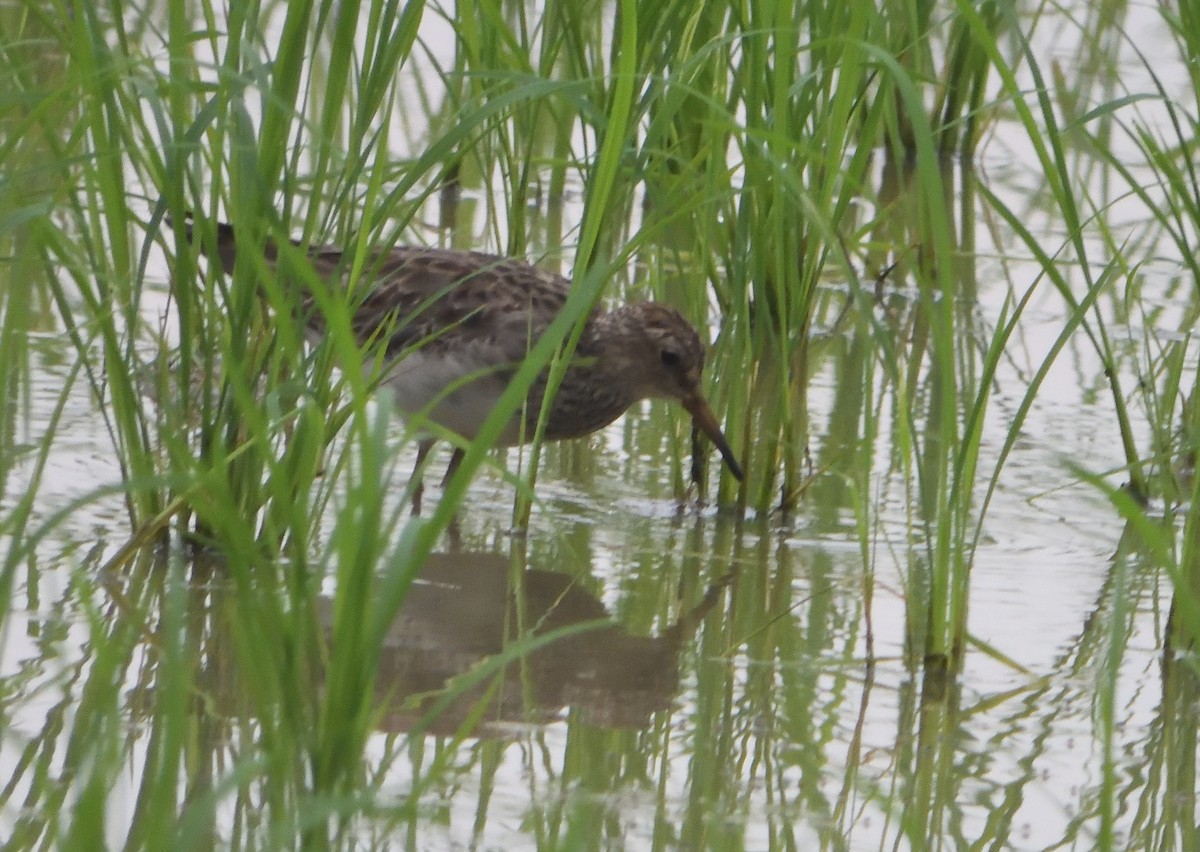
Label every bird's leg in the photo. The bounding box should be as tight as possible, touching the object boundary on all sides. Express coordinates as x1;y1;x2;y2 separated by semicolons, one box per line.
412;438;435;516
441;447;465;489
437;448;467;546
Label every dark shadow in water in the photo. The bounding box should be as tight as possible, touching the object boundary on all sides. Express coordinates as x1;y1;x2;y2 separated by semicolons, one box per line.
345;552;729;735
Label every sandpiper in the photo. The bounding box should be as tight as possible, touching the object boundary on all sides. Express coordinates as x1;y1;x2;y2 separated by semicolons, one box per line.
182;219;744;505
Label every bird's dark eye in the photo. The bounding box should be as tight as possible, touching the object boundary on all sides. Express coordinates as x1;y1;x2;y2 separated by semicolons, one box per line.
660;349;681;368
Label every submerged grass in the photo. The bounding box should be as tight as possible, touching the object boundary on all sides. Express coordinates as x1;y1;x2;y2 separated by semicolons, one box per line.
1;0;1200;846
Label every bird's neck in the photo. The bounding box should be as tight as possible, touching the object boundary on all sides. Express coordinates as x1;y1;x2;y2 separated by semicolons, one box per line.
536;310;646;440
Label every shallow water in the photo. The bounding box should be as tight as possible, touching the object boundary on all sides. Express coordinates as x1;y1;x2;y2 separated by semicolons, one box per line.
0;268;1180;849
2;1;1198;849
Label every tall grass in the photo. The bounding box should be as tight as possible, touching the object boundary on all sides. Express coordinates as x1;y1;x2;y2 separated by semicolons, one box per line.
2;0;678;842
1063;6;1200;666
3;0;1200;846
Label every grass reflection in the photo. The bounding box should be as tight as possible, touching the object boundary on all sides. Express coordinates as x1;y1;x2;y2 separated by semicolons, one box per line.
2;0;1200;847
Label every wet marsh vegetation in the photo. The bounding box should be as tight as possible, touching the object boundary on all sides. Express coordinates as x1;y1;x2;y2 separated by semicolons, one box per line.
3;0;1200;847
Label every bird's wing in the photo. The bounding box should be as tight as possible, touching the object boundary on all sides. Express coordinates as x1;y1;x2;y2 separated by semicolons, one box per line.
304;246;576;358
186;220;583;360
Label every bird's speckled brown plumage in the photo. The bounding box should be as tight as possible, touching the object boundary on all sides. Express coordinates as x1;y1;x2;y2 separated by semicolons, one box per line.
186;219;743;498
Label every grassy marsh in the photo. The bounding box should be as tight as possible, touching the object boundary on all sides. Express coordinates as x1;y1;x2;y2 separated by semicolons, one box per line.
2;0;1200;847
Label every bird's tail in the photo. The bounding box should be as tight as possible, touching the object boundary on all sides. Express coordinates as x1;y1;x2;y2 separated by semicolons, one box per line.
166;213;275;275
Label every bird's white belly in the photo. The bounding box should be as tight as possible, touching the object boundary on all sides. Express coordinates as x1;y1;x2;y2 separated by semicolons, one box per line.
375;350;522;443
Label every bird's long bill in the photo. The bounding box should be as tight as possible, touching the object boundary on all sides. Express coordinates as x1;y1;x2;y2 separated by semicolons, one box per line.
682;392;744;481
